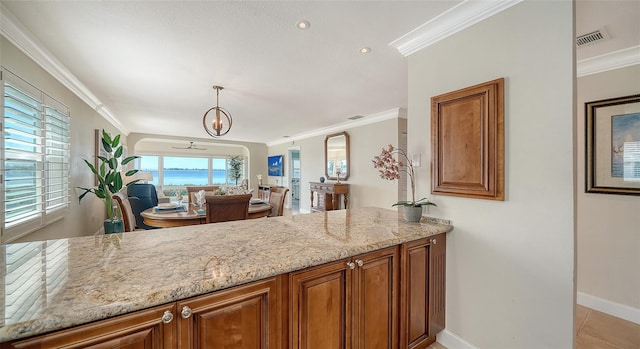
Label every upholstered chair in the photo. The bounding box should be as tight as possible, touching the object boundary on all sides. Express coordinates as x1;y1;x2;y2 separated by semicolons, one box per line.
127;183;159;229
112;192;136;232
205;194;252;223
268;187;289;217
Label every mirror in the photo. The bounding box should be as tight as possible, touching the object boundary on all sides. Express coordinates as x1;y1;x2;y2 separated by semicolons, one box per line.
325;131;350;181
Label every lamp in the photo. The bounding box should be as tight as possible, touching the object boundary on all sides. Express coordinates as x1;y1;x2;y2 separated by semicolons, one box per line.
137;171;153;183
202;85;232;137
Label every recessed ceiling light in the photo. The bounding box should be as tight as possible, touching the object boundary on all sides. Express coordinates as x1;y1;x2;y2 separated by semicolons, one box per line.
297;20;310;29
360;47;371;54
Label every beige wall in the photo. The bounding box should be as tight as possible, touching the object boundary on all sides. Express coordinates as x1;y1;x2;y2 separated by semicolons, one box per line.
408;2;575;348
2;36;123;242
267;117;405;213
577;65;640;310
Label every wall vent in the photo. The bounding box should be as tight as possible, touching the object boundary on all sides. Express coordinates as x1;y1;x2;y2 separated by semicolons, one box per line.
577;28;610;47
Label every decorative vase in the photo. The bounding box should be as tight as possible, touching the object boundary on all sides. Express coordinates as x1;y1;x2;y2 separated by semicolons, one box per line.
104;219;124;234
403;206;423;222
320;177;325;183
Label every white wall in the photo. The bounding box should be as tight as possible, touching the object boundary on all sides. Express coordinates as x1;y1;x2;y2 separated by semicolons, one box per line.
577;65;640;313
2;36;123;242
407;2;575;348
267;117;404;213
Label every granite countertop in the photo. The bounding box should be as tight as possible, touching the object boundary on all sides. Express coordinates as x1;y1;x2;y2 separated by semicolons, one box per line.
0;207;452;342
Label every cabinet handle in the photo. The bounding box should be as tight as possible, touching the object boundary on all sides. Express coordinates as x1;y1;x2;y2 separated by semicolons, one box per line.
346;261;356;270
355;259;364;267
161;310;174;324
181;305;193;319
431;238;437;245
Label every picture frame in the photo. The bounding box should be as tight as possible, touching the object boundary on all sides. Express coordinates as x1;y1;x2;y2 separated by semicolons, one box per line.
268;155;284;177
585;94;640;195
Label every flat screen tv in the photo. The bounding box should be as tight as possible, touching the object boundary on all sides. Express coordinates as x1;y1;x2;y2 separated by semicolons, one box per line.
268;155;284;176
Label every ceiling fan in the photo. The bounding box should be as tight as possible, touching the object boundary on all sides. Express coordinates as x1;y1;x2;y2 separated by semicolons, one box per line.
172;141;206;150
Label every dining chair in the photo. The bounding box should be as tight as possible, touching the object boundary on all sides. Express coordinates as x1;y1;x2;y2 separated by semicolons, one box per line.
127;183;159;229
112;192;136;232
187;185;219;205
205;193;252;223
268;187;290;217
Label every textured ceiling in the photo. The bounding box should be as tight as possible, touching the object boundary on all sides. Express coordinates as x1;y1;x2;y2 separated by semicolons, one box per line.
2;1;638;145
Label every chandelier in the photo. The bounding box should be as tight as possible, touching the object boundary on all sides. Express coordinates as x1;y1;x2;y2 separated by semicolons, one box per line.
202;85;232;137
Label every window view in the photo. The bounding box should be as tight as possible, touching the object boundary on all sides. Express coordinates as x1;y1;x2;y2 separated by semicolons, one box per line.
137;155;245;200
2;70;70;243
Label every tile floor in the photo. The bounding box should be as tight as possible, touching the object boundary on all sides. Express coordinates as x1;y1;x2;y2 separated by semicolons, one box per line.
576;305;640;349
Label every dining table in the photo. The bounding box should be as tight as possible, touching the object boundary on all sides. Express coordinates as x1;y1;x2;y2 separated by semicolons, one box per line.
141;202;272;228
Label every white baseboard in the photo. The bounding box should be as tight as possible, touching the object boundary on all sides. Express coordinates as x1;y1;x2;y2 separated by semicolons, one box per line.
577;291;640;325
437;329;479;349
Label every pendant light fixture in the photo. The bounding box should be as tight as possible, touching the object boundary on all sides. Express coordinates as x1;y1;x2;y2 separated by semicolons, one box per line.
202;85;232;137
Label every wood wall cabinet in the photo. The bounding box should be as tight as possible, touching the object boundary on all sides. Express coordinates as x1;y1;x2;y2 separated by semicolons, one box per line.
399;234;446;349
309;182;349;212
289;246;398;349
3;303;176;349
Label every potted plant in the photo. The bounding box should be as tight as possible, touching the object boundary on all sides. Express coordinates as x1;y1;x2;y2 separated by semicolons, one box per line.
372;144;436;222
78;130;140;233
229;156;243;185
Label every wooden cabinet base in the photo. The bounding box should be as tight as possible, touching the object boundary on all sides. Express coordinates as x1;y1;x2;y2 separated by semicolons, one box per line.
3;303;176;349
400;235;446;349
177;276;284;349
3;236;446;349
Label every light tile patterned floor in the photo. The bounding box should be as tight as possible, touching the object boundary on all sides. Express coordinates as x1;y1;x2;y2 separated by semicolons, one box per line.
576;305;640;349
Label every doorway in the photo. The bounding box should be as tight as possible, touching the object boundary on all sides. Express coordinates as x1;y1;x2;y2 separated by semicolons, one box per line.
288;147;300;214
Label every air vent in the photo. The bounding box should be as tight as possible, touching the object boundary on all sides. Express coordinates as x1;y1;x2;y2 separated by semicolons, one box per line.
348;115;364;120
577;28;610;47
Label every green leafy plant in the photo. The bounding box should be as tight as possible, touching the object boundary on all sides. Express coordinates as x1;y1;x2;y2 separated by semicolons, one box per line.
78;130;140;221
372;144;436;208
229;156;243;185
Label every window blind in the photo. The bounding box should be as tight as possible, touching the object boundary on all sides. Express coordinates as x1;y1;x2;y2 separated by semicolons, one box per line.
1;69;70;242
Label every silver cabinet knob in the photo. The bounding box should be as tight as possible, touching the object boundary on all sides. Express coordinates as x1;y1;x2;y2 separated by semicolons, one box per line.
161;310;174;324
181;305;193;319
346;261;356;270
355;259;364;267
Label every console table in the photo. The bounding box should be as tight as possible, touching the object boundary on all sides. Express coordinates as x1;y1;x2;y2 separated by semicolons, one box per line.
310;182;349;212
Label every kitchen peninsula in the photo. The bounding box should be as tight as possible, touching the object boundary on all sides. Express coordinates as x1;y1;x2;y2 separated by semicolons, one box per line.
0;207;452;348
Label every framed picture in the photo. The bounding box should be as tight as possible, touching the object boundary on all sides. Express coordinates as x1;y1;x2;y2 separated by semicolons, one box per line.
586;94;640;195
268;155;284;176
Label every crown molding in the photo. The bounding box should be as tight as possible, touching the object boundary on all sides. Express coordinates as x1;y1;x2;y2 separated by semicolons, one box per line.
266;108;404;147
0;3;129;135
577;45;640;77
389;0;524;57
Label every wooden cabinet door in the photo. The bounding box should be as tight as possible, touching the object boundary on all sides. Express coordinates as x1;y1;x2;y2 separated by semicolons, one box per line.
352;247;398;349
4;304;176;349
399;234;446;349
176;276;282;349
290;258;352;349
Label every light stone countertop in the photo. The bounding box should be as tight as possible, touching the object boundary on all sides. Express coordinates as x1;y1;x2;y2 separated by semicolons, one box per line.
0;207;452;343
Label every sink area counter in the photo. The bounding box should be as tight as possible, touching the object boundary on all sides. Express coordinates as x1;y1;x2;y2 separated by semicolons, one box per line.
0;207;452;342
